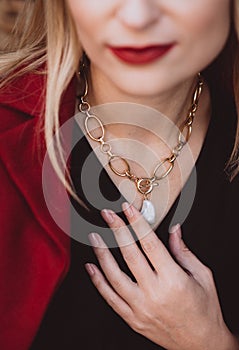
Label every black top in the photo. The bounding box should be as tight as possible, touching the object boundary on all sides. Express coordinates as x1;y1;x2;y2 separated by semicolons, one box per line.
31;89;239;349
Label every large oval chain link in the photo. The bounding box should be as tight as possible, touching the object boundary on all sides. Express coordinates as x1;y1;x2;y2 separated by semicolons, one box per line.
79;73;204;197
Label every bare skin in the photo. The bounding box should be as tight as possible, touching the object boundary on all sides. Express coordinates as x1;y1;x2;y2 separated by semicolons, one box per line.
67;0;238;347
80;64;238;350
78;78;211;227
85;206;239;350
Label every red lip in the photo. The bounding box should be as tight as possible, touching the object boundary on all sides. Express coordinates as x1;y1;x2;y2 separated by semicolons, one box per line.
108;44;174;64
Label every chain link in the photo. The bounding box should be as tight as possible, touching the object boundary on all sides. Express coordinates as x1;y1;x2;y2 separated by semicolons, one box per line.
79;73;204;197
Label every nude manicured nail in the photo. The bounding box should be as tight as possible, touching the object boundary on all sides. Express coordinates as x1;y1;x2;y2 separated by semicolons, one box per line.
88;232;102;247
101;209;115;224
85;263;95;276
122;202;134;218
169;224;181;234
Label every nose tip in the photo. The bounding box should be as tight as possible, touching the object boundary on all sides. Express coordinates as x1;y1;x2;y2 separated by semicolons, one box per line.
117;0;160;30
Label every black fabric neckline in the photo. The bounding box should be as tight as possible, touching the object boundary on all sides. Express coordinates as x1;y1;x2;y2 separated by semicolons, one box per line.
70;88;232;242
30;88;239;350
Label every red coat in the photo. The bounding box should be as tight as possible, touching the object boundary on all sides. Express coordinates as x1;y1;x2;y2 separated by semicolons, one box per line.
0;72;75;350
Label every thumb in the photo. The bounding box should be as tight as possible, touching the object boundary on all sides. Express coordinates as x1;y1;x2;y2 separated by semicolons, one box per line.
169;224;211;282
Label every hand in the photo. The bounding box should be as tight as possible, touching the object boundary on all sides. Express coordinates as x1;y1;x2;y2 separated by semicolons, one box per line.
85;203;239;350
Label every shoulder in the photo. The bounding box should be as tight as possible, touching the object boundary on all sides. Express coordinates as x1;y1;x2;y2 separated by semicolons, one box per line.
0;69;77;133
0;70;46;109
0;70;46;135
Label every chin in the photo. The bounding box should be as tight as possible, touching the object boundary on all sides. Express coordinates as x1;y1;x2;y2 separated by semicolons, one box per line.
115;79;171;99
110;67;180;97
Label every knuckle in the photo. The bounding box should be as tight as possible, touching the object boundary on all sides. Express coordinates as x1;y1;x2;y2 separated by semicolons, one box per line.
146;285;161;304
175;277;189;293
163;274;188;296
141;237;158;254
93;275;104;290
149;291;161;306
124;249;140;265
95;247;107;259
130;311;152;333
111;278;124;291
130;319;145;333
107;294;118;308
203;265;213;279
124;310;134;324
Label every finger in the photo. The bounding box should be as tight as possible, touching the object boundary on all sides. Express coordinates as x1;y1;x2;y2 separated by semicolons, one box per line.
85;263;134;320
88;232;139;302
121;202;179;274
169;224;213;284
100;210;157;287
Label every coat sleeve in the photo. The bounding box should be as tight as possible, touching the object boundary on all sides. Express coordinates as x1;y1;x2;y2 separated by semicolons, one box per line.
0;73;72;350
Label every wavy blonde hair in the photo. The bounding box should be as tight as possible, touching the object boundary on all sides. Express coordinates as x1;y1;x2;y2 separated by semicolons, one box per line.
0;0;239;202
0;0;82;200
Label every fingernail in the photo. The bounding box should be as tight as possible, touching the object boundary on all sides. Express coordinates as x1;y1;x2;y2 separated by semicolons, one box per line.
85;263;95;276
88;232;102;247
169;224;181;235
122;202;134;218
101;209;115;224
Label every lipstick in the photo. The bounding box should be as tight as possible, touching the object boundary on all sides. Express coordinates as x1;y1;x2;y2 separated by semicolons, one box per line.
108;44;174;65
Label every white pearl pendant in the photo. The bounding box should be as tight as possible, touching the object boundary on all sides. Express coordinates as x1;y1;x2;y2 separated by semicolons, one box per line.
140;200;156;225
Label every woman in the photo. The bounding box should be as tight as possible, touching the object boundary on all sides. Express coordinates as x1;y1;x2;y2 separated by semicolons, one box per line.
0;0;239;349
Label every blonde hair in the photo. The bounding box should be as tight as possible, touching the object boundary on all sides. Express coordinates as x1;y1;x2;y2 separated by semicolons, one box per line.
0;0;239;203
0;0;82;201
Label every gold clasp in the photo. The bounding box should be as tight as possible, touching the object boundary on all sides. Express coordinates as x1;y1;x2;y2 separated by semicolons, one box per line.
136;178;158;195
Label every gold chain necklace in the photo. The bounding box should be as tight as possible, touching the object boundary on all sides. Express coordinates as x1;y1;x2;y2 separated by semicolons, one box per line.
78;74;204;225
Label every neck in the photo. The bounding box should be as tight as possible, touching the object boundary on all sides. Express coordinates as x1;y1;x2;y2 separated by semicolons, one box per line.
82;67;210;145
87;66;200;126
